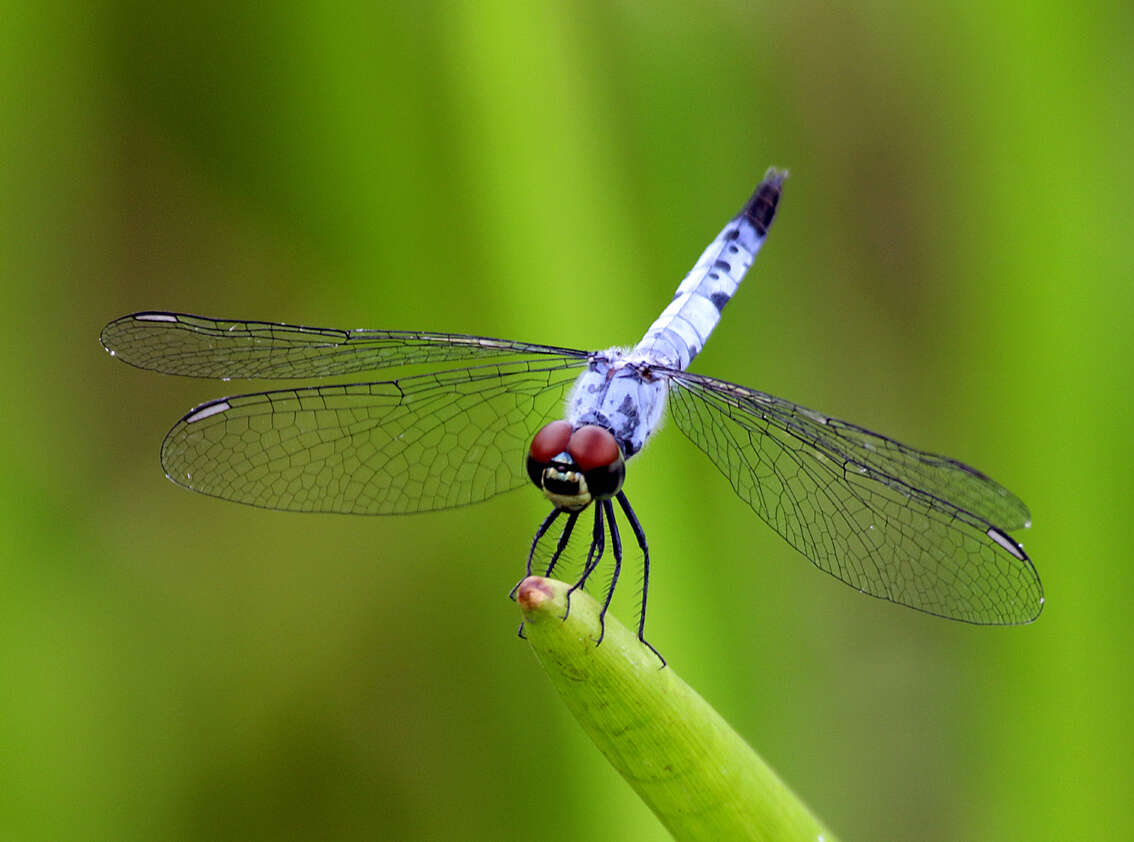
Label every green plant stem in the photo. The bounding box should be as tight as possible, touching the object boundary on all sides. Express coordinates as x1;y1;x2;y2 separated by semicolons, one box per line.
517;576;836;842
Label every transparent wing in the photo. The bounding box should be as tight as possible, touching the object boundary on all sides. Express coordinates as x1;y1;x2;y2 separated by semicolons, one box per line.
100;311;586;379
160;357;586;514
666;370;1043;624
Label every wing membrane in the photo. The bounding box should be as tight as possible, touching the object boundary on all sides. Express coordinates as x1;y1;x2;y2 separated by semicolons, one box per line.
161;357;584;514
667;371;1042;624
101;311;586;379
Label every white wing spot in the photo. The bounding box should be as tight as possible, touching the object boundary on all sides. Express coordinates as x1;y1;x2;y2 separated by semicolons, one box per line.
135;312;178;322
185;401;231;423
800;407;829;424
987;527;1026;561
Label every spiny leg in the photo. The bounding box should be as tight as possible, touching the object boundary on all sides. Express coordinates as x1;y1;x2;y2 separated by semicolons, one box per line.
542;510;580;580
510;507;562;600
564;504;604;621
616;491;665;667
575;504;606;592
594;499;622;646
515;508;574;639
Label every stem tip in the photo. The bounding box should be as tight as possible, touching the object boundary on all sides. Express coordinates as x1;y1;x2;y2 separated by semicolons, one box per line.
515;576;555;611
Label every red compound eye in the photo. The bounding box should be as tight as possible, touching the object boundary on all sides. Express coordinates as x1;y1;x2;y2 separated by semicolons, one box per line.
567;425;621;471
530;420;572;462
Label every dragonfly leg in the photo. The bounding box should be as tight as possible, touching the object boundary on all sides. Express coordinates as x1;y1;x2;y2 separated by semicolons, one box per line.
515;508;573;639
542;510;579;579
617;491;665;667
564;504;604;621
594;499;622;646
510;508;562;600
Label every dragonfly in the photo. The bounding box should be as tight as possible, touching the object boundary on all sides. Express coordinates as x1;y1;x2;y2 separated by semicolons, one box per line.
101;169;1043;663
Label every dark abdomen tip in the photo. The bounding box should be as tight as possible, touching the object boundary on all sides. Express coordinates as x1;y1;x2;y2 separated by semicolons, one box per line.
741;168;787;237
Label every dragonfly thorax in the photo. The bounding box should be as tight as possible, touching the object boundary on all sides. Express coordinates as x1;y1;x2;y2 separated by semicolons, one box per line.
526;420;625;511
568;348;670;457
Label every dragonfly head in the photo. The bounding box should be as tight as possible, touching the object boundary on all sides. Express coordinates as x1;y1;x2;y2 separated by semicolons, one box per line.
526;420;625;511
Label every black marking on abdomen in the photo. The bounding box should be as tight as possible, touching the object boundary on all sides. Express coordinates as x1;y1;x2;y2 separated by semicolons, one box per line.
709;291;730;311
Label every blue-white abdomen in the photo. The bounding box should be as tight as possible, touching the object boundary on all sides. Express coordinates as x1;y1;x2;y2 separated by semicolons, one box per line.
634;171;785;371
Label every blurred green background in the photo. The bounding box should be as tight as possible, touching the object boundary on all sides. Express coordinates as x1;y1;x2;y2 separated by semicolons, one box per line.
3;0;1131;839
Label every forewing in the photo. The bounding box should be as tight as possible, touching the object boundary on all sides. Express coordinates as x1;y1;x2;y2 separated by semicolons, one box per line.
101;311;585;379
161;357;585;514
667;371;1042;624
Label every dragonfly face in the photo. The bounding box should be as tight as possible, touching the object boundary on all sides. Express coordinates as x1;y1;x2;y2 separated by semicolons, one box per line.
526;420;626;512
